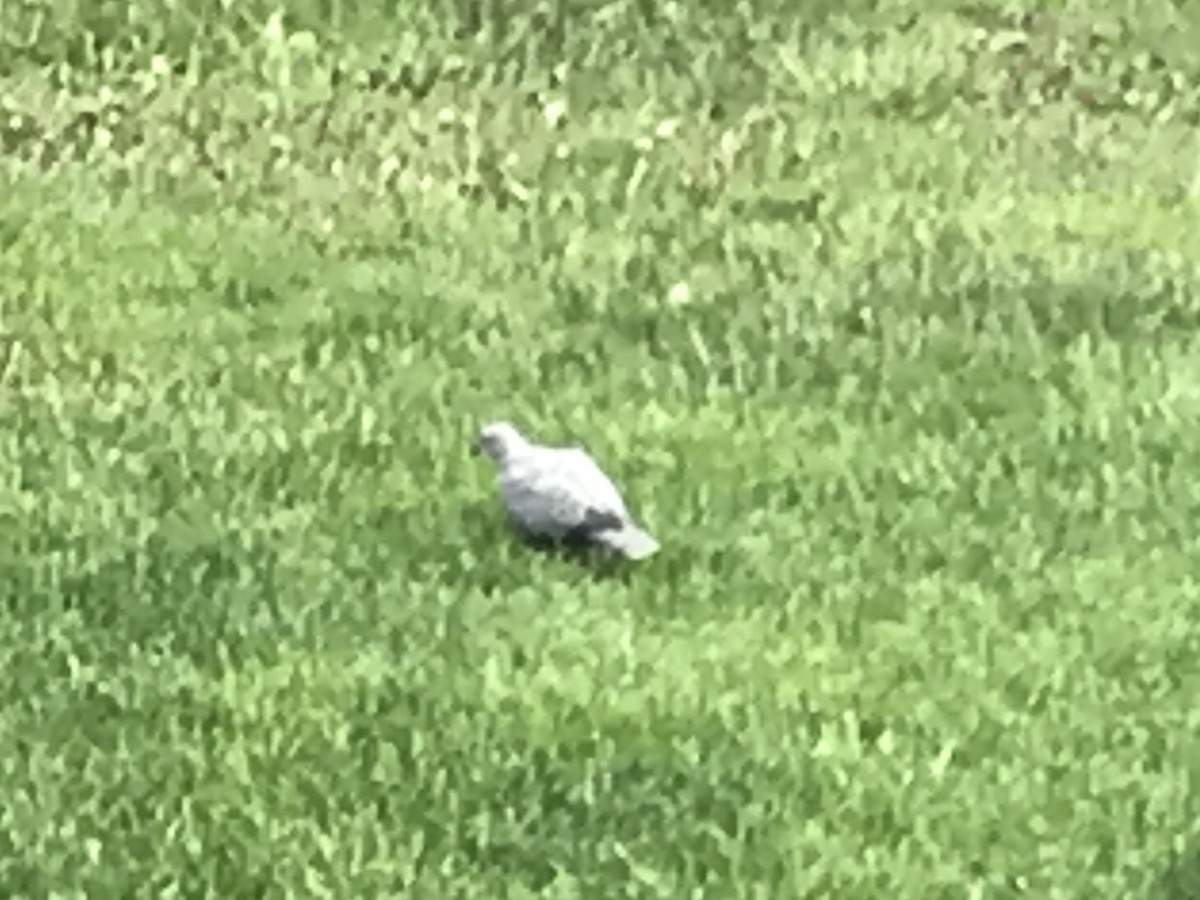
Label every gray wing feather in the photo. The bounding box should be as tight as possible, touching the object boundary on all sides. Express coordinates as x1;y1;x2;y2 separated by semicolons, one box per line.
498;446;629;538
555;448;629;518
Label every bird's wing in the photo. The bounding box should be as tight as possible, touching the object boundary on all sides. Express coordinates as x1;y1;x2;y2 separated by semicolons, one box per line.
499;446;628;537
555;447;631;520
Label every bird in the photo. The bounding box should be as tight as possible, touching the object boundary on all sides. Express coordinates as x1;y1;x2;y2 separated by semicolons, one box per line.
471;420;660;560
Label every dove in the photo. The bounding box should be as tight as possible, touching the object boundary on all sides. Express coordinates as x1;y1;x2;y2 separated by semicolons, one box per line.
471;420;660;560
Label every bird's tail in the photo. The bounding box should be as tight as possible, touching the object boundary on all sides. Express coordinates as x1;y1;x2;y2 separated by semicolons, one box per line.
594;524;660;560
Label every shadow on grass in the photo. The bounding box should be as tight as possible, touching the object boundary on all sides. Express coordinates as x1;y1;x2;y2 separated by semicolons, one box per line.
1155;838;1200;900
511;531;644;584
359;497;647;588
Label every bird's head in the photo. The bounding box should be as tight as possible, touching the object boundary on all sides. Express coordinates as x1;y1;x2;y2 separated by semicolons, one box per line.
472;420;527;463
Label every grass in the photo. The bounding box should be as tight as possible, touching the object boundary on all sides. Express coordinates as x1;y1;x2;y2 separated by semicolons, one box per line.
2;0;1200;896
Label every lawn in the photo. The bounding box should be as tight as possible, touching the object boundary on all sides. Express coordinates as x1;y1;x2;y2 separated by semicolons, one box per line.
1;0;1199;897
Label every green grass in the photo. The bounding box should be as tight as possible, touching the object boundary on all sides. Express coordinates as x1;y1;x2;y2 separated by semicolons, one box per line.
2;0;1200;897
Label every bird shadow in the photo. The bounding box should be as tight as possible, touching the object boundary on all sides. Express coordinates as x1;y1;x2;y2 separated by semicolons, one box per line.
356;497;646;591
510;530;641;584
1154;835;1200;900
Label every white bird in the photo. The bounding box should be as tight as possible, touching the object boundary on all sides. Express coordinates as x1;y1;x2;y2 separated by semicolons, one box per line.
472;420;660;560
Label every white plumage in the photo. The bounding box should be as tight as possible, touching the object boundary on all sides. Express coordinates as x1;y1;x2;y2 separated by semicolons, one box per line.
472;420;660;560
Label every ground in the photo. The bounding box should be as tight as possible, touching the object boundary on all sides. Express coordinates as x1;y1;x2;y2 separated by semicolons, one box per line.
1;0;1199;897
